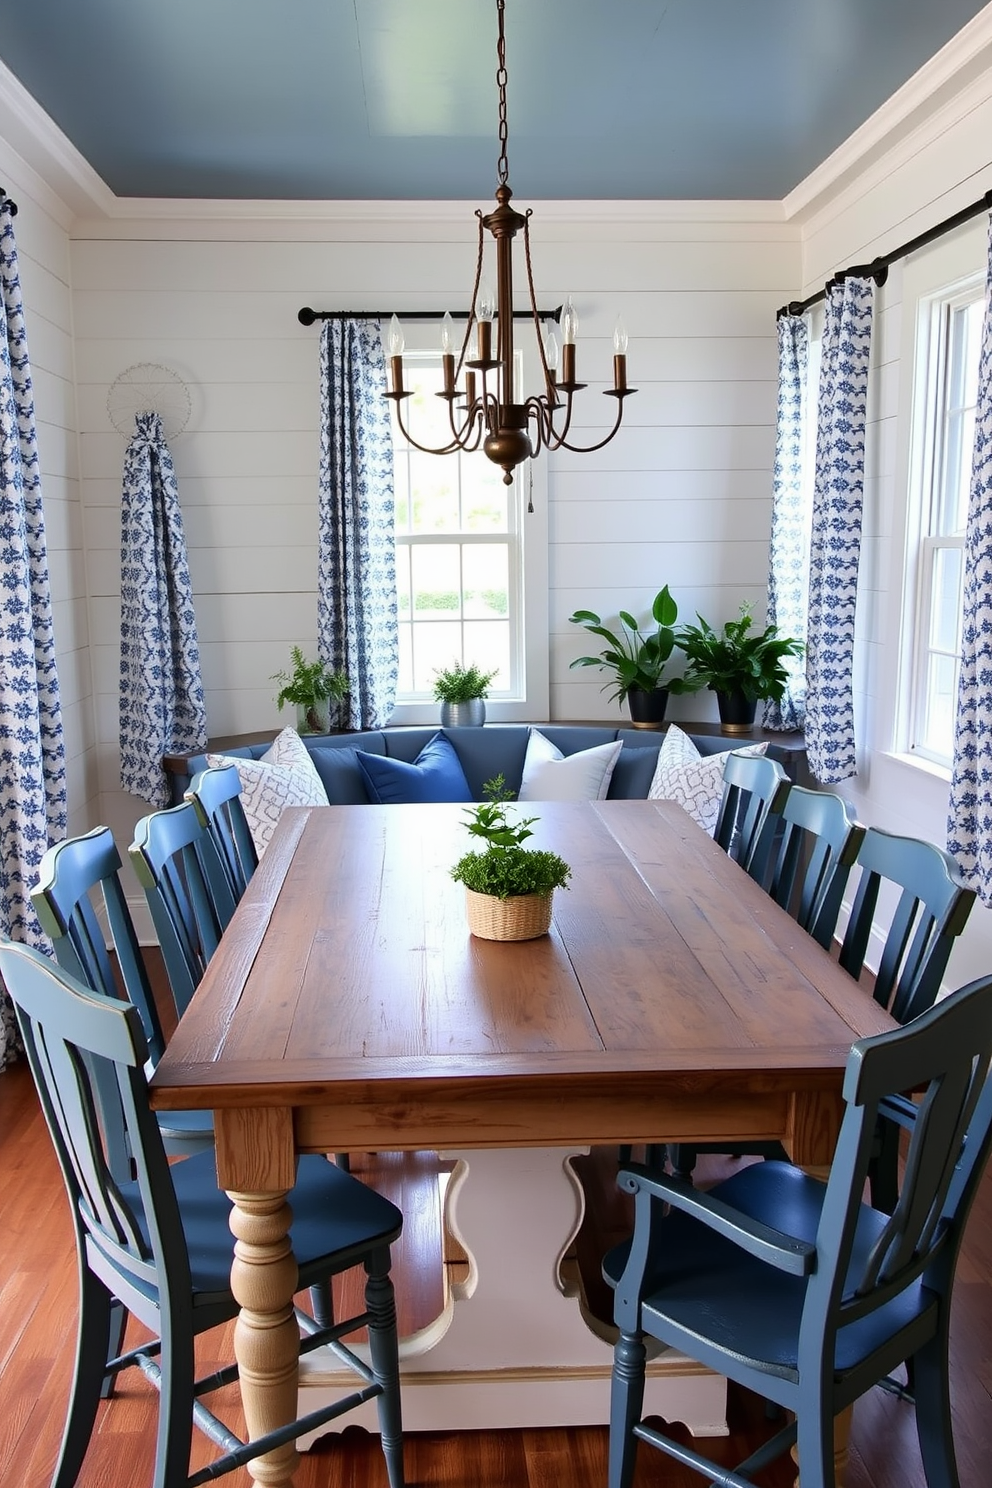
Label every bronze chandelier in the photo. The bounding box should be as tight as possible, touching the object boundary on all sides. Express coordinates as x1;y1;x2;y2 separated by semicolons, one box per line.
384;0;635;485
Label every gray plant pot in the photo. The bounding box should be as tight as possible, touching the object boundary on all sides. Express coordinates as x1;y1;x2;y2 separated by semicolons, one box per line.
440;698;486;728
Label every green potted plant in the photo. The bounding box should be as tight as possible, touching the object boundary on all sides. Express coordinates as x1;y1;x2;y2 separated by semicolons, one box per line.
451;776;571;941
272;645;350;734
568;584;686;727
432;660;498;728
675;603;804;735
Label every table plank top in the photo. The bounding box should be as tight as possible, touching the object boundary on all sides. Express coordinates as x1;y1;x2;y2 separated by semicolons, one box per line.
151;800;894;1129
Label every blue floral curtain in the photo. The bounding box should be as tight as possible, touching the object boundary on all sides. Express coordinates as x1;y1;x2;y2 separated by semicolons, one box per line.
804;276;874;784
119;411;207;806
0;198;67;1070
317;319;397;729
763;312;810;732
947;214;992;904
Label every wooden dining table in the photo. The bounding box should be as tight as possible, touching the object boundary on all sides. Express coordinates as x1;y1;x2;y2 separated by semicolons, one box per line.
150;797;895;1488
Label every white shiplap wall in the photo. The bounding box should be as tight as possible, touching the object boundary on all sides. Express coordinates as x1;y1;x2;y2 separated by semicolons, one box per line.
68;204;799;850
0;146;95;842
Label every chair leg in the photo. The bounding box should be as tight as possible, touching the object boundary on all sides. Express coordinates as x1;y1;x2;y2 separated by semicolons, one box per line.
309;1281;335;1329
608;1329;646;1488
793;1388;835;1488
365;1249;404;1488
53;1266;116;1488
101;1299;128;1398
152;1314;196;1488
912;1333;960;1488
667;1144;697;1181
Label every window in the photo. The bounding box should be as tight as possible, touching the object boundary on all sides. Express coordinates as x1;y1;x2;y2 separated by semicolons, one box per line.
388;349;548;721
909;284;985;767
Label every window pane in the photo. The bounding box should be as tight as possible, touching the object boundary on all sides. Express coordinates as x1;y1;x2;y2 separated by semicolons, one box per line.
410;452;459;532
412;545;461;617
462;460;507;532
930;545;963;653
463;543;508;619
464;621;510;687
412;621;463;692
919;652;959;759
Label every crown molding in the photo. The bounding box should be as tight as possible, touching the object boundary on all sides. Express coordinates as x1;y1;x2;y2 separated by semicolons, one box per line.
784;2;992;223
0;59;115;221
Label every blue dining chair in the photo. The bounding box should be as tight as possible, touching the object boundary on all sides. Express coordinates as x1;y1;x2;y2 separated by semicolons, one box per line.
836;825;976;1216
0;937;405;1488
185;763;257;903
713;752;791;877
604;972;992;1488
129;801;238;1018
31;825;213;1158
131;800;353;1175
757;785;866;948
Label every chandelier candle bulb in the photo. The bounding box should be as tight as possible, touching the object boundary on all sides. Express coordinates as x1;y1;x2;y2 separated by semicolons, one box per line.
613;313;629;393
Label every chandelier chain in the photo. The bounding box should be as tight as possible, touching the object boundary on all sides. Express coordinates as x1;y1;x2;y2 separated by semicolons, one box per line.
495;0;509;186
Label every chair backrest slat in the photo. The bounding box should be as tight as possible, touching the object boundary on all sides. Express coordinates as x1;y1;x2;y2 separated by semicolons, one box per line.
759;786;865;948
714;752;791;875
129;802;237;1015
838;827;975;1024
186;763;258;903
32;826;168;1067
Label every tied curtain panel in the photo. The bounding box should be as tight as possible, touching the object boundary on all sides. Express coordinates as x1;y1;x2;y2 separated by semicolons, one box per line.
804;276;874;784
763;312;810;733
948;213;992;903
119;411;207;807
0;198;67;1071
318;319;398;731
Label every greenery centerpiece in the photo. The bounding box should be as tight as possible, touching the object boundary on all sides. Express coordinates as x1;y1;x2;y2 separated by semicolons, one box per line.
451;776;571;941
674;603;804;734
568;584;687;726
272;645;350;734
432;660;498;728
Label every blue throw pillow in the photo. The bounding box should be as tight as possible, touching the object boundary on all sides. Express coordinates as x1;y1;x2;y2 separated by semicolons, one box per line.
356;733;472;805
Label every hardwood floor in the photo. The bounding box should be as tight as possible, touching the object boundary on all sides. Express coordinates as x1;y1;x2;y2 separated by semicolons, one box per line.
2;1052;991;1487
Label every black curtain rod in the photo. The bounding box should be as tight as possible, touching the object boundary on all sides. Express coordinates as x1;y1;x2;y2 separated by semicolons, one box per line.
299;305;561;327
0;188;18;216
777;186;992;320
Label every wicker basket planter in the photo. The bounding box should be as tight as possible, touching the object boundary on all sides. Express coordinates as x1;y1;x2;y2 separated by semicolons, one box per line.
464;888;554;941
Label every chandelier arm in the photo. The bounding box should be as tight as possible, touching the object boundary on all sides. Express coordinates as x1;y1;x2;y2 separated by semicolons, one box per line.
549;397;628;455
537;391;577;449
456;214;487;379
523;213;554;396
392;401;470;457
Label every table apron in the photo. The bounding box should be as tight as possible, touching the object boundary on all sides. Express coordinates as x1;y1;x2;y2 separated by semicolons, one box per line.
286;1086;844;1169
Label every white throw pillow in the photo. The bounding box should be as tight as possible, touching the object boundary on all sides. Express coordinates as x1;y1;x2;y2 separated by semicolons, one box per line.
207;727;327;855
517;728;623;802
647;724;767;835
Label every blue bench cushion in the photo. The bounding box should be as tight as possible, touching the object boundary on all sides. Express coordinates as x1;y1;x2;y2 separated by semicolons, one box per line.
356;732;473;805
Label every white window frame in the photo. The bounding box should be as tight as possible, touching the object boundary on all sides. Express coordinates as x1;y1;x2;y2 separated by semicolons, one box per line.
901;249;986;770
386;325;549;725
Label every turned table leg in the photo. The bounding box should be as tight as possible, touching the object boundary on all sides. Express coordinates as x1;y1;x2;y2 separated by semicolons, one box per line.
228;1188;301;1488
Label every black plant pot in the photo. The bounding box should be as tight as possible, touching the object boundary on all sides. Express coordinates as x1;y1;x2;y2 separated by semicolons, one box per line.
626;686;669;730
715;687;757;735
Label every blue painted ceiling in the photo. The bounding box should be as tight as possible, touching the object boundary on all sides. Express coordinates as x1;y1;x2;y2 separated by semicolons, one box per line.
0;0;987;201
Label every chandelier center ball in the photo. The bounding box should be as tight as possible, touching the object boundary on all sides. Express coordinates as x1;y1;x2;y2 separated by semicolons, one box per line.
484;426;531;483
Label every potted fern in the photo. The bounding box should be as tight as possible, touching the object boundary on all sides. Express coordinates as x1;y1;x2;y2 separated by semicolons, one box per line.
451;777;571;941
675;603;803;734
272;646;350;734
432;660;498;728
